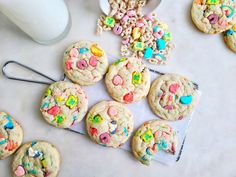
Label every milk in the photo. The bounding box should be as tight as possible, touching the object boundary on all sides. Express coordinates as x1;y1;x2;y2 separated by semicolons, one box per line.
0;0;71;44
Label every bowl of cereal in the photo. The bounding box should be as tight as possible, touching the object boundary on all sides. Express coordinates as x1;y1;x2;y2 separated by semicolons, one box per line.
99;0;162;15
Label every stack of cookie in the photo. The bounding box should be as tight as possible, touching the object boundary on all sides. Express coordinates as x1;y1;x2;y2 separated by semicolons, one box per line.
191;0;236;53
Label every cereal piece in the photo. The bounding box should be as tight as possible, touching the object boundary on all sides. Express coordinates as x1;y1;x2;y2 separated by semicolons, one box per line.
132;120;177;165
223;24;236;52
104;16;116;27
148;74;197;121
63;41;108;85
133;41;145;51
86;101;133;148
40;81;88;128
132;27;141;39
105;57;150;103
143;47;153;59
191;0;236;34
0;112;23;160
12;141;60;177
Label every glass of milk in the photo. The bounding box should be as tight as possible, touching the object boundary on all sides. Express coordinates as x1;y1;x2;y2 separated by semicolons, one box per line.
0;0;71;45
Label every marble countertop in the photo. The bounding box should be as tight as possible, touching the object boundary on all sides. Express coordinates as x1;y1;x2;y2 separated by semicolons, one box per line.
0;0;236;177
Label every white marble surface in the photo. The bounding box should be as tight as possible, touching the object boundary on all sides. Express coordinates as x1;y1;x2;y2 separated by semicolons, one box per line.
0;0;236;177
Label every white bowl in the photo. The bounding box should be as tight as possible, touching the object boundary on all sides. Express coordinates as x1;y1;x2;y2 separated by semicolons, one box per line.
99;0;162;15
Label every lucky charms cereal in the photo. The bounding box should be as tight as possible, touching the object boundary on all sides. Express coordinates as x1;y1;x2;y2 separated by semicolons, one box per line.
97;0;174;64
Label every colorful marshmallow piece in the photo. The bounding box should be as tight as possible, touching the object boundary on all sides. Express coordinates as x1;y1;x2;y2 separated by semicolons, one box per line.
54;115;65;124
0;138;7;145
133;41;145;51
221;5;234;18
104;16;115;27
79;47;89;54
153;27;164;39
218;18;228;29
206;0;219;5
141;129;154;142
28;147;36;157
66;95;78;109
164;105;174;110
41;159;47;168
163;32;172;42
14;165;25;177
123;127;129;136
89;115;103;124
112;75;123;86
90;127;98;136
233;24;236;31
146;143;158;156
107;107;118;116
45;89;52;97
132;71;142;85
65;60;73;70
169;83;180;94
47;106;61;116
69;48;79;58
123;92;134;103
55;96;64;103
109;122;117;134
126;62;133;69
113;58;127;65
127;10;136;17
225;29;236;36
156;39;166;50
180;95;192;105
90;44;104;57
132;27;141;40
154;53;165;60
4;117;14;130
89;56;98;67
144;47;153;59
153;26;160;33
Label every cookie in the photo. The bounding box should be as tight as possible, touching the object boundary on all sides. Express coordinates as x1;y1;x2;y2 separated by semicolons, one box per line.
148;74;196;121
12;141;60;177
40;81;88;128
86;101;134;148
191;0;236;34
132;120;177;165
224;24;236;52
0;112;23;160
105;57;150;103
63;41;108;85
